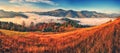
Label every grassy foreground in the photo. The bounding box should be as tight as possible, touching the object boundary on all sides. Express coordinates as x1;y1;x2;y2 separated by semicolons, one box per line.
0;17;120;53
0;29;28;36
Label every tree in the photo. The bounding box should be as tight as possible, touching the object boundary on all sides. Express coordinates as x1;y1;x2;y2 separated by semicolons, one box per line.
30;22;34;28
22;21;26;27
29;22;35;31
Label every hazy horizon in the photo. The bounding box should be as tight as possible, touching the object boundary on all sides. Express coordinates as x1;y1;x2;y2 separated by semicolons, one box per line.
0;13;116;27
0;0;120;14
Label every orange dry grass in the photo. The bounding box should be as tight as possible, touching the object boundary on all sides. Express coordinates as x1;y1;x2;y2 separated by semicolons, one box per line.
0;17;120;53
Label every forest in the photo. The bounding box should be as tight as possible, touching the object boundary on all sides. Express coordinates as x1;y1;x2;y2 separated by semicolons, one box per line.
0;18;91;32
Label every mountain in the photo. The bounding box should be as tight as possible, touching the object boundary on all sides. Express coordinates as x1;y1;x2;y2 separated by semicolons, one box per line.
0;9;119;18
33;9;117;18
0;17;119;53
0;10;28;18
109;13;120;17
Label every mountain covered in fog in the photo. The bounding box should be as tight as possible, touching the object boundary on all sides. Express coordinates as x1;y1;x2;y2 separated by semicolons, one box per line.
0;10;28;18
32;9;119;18
109;13;120;17
0;9;119;18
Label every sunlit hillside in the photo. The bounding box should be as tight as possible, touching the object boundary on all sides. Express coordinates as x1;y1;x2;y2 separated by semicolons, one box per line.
0;0;120;53
0;17;119;53
0;29;28;36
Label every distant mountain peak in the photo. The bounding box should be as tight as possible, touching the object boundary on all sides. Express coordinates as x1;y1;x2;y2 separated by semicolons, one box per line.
55;9;65;11
68;10;74;12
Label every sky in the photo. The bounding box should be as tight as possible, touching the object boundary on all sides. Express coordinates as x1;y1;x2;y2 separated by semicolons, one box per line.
0;0;120;14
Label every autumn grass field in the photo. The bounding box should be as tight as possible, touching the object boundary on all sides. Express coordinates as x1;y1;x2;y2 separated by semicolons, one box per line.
0;17;120;53
0;29;28;36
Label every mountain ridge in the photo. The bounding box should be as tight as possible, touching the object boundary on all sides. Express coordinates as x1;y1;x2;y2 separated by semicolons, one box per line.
0;9;119;18
0;10;28;18
33;9;120;18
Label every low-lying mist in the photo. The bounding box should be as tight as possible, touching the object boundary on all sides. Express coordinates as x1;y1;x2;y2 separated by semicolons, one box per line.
0;13;116;27
0;13;65;27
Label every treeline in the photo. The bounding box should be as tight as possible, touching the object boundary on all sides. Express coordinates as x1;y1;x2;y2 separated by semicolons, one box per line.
0;20;91;32
36;23;73;32
0;21;29;32
0;21;39;32
61;18;91;28
36;20;91;32
0;21;73;32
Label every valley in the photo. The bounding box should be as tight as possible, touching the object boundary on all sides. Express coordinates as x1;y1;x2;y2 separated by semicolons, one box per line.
0;8;119;53
0;0;120;53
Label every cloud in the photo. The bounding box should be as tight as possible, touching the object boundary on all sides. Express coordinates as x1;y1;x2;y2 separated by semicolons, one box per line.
0;4;52;12
0;0;57;12
9;0;57;5
9;0;23;3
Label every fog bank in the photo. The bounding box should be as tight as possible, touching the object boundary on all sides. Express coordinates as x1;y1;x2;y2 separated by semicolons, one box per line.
0;13;116;27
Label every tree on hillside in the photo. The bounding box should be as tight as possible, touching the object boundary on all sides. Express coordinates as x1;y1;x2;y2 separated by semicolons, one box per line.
29;22;36;31
30;22;34;28
22;21;26;27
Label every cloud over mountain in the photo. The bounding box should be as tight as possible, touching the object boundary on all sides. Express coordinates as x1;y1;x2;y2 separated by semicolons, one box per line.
9;0;57;5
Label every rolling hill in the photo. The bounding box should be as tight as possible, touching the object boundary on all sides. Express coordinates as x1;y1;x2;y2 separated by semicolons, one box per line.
0;10;28;18
0;9;119;18
0;17;120;53
33;9;118;18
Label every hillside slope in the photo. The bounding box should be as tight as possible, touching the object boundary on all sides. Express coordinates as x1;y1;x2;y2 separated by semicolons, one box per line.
0;10;28;18
0;17;120;53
